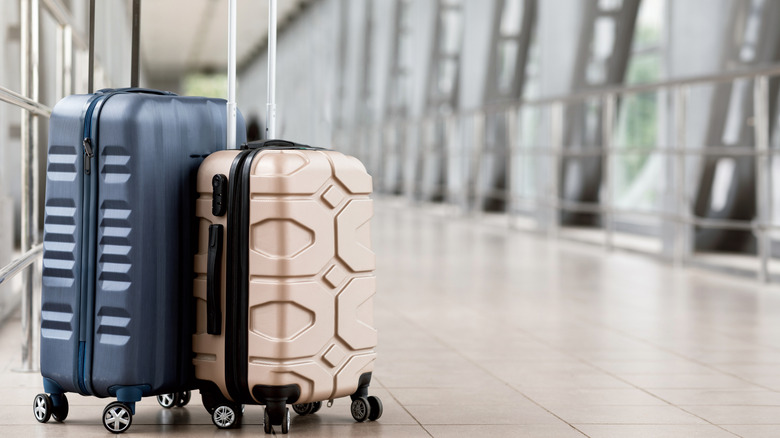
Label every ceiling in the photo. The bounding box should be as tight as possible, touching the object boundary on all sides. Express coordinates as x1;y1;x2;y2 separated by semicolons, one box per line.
140;0;311;80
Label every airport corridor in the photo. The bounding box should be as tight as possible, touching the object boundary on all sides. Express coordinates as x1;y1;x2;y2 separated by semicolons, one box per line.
2;201;780;437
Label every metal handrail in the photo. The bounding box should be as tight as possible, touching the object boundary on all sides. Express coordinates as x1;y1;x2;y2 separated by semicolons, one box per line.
492;63;780;109
0;86;51;116
0;245;43;286
340;66;780;283
0;0;87;372
0;0;152;372
372;63;780;126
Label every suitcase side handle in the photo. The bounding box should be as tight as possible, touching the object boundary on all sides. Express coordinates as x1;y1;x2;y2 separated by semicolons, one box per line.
207;224;224;335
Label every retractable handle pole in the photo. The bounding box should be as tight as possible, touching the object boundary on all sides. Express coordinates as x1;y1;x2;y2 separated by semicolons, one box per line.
266;0;277;139
88;0;141;93
226;0;238;149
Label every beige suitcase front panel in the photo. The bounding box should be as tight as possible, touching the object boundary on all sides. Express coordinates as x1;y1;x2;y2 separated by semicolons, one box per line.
192;150;241;400
246;150;376;403
192;149;377;404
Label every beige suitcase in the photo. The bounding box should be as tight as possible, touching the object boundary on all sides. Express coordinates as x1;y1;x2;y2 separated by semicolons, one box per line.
191;141;382;434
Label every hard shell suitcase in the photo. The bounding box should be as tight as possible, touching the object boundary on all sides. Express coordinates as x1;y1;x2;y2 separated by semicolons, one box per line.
192;140;381;434
191;2;381;433
35;0;246;433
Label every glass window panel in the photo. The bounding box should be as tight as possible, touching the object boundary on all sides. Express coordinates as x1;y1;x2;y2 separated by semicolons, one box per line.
497;40;518;95
721;79;750;145
441;9;463;55
437;59;457;95
586;59;607;84
500;0;524;36
632;0;663;51
710;158;736;211
593;17;616;60
626;52;661;85
599;0;623;11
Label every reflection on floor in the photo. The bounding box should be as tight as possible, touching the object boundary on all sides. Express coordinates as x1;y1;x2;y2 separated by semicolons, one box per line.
3;201;780;437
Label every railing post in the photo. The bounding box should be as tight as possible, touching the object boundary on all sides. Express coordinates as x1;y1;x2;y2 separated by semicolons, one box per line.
506;107;519;228
470;112;485;215
754;75;771;283
602;94;616;250
17;0;41;373
63;25;72;97
549;103;563;238
673;86;688;268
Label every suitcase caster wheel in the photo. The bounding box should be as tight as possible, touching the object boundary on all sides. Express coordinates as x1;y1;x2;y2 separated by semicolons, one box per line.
367;396;383;421
157;393;176;409
281;407;291;434
263;408;272;434
293;402;314;416
176;391;191;407
103;402;133;434
311;401;322;414
211;404;238;429
52;394;69;422
350;397;371;422
33;393;52;423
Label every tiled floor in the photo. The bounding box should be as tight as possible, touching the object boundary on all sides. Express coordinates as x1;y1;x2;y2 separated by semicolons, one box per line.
4;201;780;436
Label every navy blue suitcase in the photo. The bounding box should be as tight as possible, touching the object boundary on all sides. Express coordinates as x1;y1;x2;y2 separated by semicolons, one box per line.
35;88;246;429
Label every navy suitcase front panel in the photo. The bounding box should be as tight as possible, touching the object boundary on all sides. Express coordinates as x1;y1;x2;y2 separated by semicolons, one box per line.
41;94;93;395
41;92;246;398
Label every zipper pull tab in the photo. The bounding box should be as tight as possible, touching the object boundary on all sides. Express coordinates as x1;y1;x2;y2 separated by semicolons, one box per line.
83;137;94;175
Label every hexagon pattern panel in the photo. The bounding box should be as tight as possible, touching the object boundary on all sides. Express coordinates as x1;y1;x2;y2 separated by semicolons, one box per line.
192;149;376;404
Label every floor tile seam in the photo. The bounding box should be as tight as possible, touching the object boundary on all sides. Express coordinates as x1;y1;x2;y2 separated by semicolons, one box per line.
570;422;746;428
467;315;745;437
372;372;439;432
719;423;780;425
572;314;780;393
396;203;780;296
390;310;592;437
678;404;780;408
696;326;780;356
373;374;434;438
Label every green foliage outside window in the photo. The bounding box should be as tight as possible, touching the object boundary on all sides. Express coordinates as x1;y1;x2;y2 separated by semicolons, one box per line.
614;23;662;209
183;74;228;99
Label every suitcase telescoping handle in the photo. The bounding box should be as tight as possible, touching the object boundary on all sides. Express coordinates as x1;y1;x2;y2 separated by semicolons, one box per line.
88;0;142;93
266;0;278;140
227;0;238;149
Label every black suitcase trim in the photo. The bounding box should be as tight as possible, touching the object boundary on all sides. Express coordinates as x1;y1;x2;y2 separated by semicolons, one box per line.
223;148;260;404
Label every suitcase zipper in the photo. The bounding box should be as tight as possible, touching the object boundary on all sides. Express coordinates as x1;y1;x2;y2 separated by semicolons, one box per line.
76;91;118;395
224;148;259;403
76;95;103;395
82;137;94;175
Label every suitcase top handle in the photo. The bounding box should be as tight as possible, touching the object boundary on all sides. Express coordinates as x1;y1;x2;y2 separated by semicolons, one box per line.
96;87;176;96
242;139;327;151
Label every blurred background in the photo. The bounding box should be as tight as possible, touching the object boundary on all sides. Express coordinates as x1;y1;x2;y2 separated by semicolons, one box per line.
2;0;780;360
